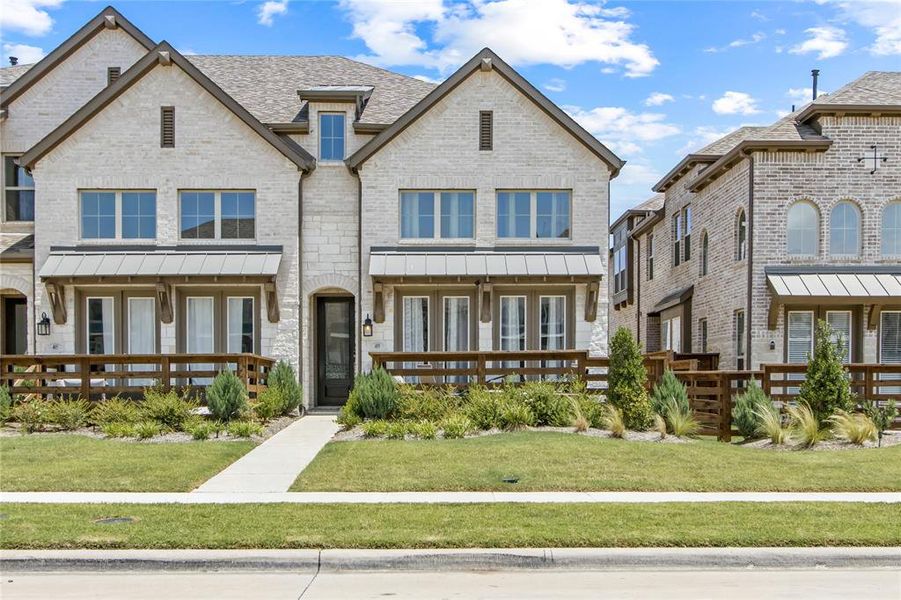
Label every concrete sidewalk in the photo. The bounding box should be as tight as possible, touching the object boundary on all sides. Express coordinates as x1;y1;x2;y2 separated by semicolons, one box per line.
193;415;339;493
2;491;900;504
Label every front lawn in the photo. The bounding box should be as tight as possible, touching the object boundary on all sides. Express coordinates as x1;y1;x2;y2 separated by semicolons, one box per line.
0;435;254;492
291;432;901;492
1;502;898;548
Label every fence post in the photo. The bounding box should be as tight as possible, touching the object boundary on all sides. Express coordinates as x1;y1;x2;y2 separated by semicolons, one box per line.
161;355;171;392
719;373;732;443
761;364;771;398
80;356;90;400
477;353;486;385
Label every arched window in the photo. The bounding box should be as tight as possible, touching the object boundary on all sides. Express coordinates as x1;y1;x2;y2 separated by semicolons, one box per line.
736;210;747;261
830;201;861;257
699;231;709;276
883;202;901;257
787;201;819;256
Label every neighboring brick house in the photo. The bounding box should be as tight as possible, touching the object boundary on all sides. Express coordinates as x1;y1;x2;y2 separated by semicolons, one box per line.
612;72;901;370
0;6;621;407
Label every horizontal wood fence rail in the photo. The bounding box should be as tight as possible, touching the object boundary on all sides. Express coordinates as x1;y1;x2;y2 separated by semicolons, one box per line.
0;353;274;400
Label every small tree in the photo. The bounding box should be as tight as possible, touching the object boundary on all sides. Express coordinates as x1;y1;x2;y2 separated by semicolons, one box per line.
207;370;248;422
269;360;302;415
863;399;897;448
732;379;772;439
607;327;653;430
650;369;689;419
798;319;853;425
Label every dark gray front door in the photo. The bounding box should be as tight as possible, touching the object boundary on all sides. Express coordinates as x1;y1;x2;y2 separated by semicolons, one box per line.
316;297;354;406
2;297;27;355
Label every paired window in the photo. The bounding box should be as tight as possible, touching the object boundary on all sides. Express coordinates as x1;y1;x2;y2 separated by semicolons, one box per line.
397;289;476;354
400;191;474;239
180;191;255;240
319;113;345;161
883;202;901;256
182;291;259;355
81;292;158;359
498;293;568;353
787;201;819;256
80;191;156;239
497;191;571;239
830;201;860;257
736;210;747;261
646;233;655;280
3;156;34;222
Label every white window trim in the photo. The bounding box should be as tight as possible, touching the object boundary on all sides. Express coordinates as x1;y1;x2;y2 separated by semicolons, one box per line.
499;295;528;351
495;190;573;242
126;297;156;354
86;296;116;355
318;112;346;163
226;296;255;354
826;310;853;362
186;296;216;354
79;190;157;242
829;202;862;258
398;190;477;242
538;294;567;350
880;310;901;364
786;310;814;363
882;202;901;258
402;295;430;353
442;295;470;351
661;318;671;351
178;190;257;242
786;201;819;258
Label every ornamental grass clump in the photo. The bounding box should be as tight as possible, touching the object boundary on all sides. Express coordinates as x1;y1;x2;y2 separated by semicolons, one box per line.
361;420;389;438
101;422;136;438
863;399;897;448
440;414;473;439
464;386;503;430
206;371;248;422
664;397;700;438
787;402;829;448
732;380;772;440
395;385;458;422
268;360;302;415
828;410;877;445
411;420;438;440
755;403;787;445
653;413;667;440
47;397;91;431
10;399;51;433
603;404;626;439
798;320;853;425
226;420;264;438
650;369;689;420
521;382;572;427
569;398;589;433
351;368;398;420
499;398;536;431
89;397;141;427
134;420;161;440
607;328;654;430
0;385;12;423
142;387;197;430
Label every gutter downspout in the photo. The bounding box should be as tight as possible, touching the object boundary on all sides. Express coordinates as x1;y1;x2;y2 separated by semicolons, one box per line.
746;153;754;370
635;233;641;346
298;171;308;405
356;171;363;374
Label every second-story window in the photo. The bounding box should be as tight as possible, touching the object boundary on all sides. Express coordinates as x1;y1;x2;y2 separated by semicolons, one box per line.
179;191;255;240
80;191;157;240
672;212;681;266
3;156;34;222
319;113;345;161
646;233;654;281
736;209;747;261
682;205;692;261
497;191;571;239
400;191;474;239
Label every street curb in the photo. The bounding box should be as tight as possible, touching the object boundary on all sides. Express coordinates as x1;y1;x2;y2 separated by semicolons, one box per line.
2;547;900;572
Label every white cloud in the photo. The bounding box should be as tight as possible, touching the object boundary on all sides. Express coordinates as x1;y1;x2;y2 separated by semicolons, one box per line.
676;126;734;156
0;0;62;36
616;162;661;186
750;10;768;22
563;105;680;155
412;74;443;84
2;42;45;64
544;78;567;93
712;91;760;115
820;0;901;55
704;32;766;53
339;0;659;77
789;26;848;59
786;87;813;103
258;0;288;26
644;92;674;106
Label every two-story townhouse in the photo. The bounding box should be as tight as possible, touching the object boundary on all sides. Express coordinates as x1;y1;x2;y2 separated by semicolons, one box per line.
612;71;901;370
1;6;621;407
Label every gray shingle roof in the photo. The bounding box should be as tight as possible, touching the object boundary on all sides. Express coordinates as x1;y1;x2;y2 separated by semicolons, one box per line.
0;64;34;87
696;126;767;155
633;193;664;212
185;55;435;125
812;71;901;106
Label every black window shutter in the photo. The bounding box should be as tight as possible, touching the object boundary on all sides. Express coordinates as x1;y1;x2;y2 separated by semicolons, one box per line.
479;110;493;151
160;106;175;148
107;67;121;85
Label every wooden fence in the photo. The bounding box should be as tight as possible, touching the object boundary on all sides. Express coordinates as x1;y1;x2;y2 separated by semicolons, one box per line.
0;353;274;401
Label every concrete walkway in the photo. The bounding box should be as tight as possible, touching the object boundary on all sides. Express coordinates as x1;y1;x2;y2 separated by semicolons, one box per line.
193;415;339;493
2;491;900;504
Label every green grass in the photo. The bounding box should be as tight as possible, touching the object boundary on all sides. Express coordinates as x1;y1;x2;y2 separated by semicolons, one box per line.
1;502;899;549
291;432;901;492
0;435;254;492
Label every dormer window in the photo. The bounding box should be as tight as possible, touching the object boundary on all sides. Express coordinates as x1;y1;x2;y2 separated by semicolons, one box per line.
319;113;345;161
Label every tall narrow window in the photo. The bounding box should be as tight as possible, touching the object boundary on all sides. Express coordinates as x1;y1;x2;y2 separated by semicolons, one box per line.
736;210;747;261
787;311;814;363
699;318;708;353
319;113;345;161
444;296;470;383
127;297;156;386
107;66;121;85
699;231;709;276
3;156;34;222
881;311;901;393
160;106;175;148
646;233;654;280
830;201;861;257
672;212;682;266
883;202;901;257
402;297;429;353
661;319;671;351
787;201;818;256
227;297;254;353
682;205;692;261
735;309;746;368
671;316;682;353
479;110;493;151
86;297;115;355
187;296;215;385
539;296;566;351
826;310;852;363
499;296;526;352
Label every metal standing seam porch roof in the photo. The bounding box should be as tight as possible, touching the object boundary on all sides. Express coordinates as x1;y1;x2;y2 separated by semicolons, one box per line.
39;249;282;280
368;251;604;279
766;272;901;299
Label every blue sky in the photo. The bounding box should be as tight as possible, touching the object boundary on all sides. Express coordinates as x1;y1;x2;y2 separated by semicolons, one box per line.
3;1;899;218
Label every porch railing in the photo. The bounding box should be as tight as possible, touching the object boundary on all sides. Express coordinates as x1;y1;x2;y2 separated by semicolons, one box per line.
0;353;274;400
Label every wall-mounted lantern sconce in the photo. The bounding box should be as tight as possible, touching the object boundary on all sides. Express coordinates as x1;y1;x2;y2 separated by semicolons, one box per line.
37;312;51;336
362;314;373;337
769;340;776;351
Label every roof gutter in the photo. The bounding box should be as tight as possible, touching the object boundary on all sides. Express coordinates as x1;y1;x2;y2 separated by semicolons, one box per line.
795;103;901;123
652;154;721;192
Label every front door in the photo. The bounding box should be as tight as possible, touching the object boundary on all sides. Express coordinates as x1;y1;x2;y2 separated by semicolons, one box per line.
2;297;27;355
316;297;354;406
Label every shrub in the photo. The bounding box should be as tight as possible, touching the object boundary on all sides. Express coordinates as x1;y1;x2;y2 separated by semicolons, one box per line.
0;386;12;422
361;420;389;438
521;382;572;427
89;397;141;427
798;319;853;425
653;413;667;440
602;405;625;438
664;397;700;438
336;405;362;429
412;420;438;440
134;420;161;440
862;400;897;447
226;420;264;438
499;399;535;431
828;410;877;445
386;420;411;439
732;380;772;440
47;397;91;431
787;402;829;448
102;422;136;438
395;385;458;422
464;387;503;430
268;360;302;415
142;388;197;430
441;414;473;439
575;394;606;429
10;399;50;433
184;417;224;441
650;370;689;419
607;328;654;430
569;398;589;432
252;387;285;422
351;368;398;420
207;371;248;422
756;404;787;445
